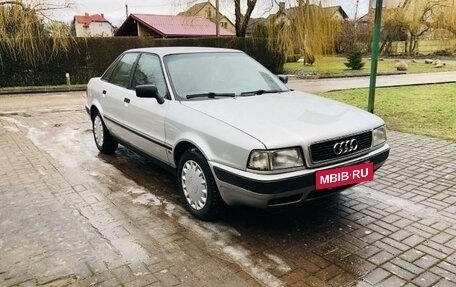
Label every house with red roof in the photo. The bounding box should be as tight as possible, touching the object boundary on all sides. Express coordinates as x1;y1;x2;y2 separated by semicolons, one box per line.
115;14;235;38
73;13;113;37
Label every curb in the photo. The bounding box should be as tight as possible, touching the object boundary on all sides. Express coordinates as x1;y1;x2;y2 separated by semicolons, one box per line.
292;71;407;80
0;86;87;95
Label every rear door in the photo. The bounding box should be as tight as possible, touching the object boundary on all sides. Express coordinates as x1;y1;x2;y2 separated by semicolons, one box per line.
120;53;171;164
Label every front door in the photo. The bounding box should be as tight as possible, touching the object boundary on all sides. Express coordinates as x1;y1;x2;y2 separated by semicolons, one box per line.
120;53;171;164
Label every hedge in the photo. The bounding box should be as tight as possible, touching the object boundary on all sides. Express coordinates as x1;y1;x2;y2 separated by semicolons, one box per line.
0;37;285;87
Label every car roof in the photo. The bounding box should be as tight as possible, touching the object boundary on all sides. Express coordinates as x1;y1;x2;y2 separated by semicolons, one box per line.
125;46;243;56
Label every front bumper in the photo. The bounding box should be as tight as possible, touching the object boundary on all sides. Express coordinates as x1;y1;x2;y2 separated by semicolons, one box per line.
210;144;390;207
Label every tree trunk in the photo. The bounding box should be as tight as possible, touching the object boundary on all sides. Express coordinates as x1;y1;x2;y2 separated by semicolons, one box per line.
408;37;414;56
234;0;242;36
234;0;257;37
379;41;387;54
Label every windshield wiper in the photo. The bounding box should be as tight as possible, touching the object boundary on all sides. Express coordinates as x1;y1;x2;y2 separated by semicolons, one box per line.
240;89;282;96
186;92;236;99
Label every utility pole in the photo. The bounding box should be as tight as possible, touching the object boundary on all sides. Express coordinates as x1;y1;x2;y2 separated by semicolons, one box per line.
215;0;220;37
354;0;360;20
125;4;129;19
368;0;384;114
354;0;360;42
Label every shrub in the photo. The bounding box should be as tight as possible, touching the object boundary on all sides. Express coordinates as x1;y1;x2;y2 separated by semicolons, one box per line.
0;37;285;87
432;49;453;57
345;49;365;70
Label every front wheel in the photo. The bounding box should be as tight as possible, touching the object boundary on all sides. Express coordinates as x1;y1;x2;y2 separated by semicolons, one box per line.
92;113;118;154
178;149;226;221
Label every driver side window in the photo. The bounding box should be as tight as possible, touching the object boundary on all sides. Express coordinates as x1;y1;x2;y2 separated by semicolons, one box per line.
108;53;138;88
132;53;169;99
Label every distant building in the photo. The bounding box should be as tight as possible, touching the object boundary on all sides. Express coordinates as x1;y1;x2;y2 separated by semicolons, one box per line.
247;2;349;37
73;13;113;37
178;1;236;33
283;4;349;22
115;14;235;38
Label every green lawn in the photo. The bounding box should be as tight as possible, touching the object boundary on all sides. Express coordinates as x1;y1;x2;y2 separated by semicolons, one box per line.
285;56;456;77
322;84;456;141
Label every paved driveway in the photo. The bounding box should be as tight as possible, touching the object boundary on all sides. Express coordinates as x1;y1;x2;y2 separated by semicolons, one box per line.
0;93;455;287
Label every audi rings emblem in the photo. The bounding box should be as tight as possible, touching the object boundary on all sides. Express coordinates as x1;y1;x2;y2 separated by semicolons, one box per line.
333;139;358;155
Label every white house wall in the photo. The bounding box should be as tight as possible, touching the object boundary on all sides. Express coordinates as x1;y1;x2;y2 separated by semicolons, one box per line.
75;22;113;37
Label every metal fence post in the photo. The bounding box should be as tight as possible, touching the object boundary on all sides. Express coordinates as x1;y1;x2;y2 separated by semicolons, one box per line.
368;0;384;114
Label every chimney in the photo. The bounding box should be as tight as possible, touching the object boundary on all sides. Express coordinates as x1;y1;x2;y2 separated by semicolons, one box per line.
101;13;104;18
85;12;89;16
278;2;285;13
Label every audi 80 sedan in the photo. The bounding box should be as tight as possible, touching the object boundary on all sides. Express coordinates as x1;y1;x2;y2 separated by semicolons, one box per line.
86;47;390;220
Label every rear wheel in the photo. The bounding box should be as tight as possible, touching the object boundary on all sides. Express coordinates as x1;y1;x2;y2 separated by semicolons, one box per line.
92;112;118;154
178;148;225;221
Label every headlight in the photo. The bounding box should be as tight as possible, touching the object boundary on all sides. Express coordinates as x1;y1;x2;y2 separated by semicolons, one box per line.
247;150;270;171
248;148;304;171
372;125;387;147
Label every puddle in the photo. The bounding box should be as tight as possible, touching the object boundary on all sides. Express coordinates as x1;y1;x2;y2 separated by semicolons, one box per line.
0;115;300;287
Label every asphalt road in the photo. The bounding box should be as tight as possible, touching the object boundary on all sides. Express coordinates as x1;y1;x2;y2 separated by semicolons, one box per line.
288;71;456;94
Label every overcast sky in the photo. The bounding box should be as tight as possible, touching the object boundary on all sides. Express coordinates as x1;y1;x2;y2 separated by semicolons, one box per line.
52;0;370;26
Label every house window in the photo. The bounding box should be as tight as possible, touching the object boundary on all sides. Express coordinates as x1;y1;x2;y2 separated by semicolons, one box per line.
206;8;212;18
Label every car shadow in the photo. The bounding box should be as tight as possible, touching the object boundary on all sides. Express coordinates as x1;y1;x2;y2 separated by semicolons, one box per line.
99;145;347;231
96;145;368;284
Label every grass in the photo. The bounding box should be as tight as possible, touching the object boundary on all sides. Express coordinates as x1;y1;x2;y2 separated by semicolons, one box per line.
321;84;456;141
284;56;456;77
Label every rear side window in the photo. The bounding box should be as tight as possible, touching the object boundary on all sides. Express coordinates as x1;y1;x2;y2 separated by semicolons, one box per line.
132;53;168;98
108;53;138;88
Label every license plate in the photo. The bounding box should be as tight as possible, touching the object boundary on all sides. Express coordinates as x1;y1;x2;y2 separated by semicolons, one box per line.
316;162;374;190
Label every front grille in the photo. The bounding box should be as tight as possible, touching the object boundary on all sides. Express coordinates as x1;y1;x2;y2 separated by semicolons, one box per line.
309;131;372;164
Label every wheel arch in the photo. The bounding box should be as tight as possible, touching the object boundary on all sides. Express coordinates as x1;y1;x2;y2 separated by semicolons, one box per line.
173;138;210;167
89;100;104;121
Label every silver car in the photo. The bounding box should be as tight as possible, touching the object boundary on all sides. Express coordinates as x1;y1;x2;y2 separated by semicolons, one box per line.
86;47;389;220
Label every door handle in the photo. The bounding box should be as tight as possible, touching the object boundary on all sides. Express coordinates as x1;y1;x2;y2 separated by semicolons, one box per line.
102;90;107;95
124;98;130;104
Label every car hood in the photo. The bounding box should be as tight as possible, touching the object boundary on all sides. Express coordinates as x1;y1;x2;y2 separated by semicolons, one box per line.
181;91;385;149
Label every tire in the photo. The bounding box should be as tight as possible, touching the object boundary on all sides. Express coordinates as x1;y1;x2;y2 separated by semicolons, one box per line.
92;112;118;154
178;148;226;221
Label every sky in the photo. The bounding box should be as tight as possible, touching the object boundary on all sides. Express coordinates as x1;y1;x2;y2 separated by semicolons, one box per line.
51;0;370;26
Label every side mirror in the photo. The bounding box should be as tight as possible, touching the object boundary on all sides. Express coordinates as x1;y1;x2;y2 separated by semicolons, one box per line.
278;75;288;84
136;84;165;104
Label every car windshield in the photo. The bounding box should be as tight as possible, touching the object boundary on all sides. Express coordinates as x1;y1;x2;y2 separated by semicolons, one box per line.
164;52;289;101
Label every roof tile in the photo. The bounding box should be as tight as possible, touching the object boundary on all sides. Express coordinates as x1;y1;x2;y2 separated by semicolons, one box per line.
131;14;234;37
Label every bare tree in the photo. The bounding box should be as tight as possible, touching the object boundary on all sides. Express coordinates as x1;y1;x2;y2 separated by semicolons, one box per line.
381;0;456;55
176;0;280;37
0;0;73;65
234;0;263;37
